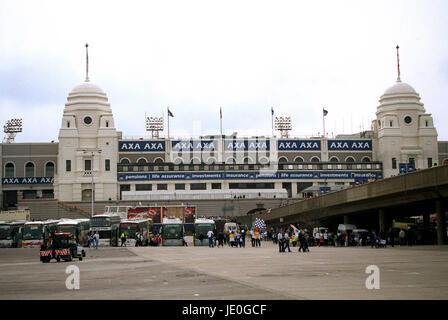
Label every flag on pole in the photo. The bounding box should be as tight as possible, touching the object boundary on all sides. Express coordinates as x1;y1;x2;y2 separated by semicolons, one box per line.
168;108;174;117
220;107;222;119
323;108;328;116
290;224;299;236
255;217;266;229
271;107;274;115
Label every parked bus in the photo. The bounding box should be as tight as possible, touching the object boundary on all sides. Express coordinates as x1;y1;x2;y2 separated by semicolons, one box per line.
119;219;151;246
161;217;184;246
55;219;91;247
22;220;59;248
0;221;23;248
193;218;215;246
90;213;121;247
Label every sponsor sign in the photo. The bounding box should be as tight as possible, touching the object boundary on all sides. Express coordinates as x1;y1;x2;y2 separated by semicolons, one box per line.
277;140;321;151
119;141;166;152
328;140;372;151
118;171;382;181
2;177;54;185
225;139;270;151
171;140;217;151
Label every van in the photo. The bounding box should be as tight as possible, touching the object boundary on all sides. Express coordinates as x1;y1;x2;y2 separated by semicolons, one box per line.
337;224;357;235
224;222;239;234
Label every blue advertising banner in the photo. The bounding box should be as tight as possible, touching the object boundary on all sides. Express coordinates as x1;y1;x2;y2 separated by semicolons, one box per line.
171;140;217;151
399;163;416;174
119;141;166;152
328;140;372;151
225;139;270;151
2;177;54;185
117;171;382;181
277;140;321;151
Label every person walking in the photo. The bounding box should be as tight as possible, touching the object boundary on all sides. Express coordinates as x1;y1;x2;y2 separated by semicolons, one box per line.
284;229;292;252
94;231;99;249
254;229;261;247
277;230;284;252
250;228;255;247
388;228;395;247
323;231;328;246
199;232;205;246
240;229;245;248
88;231;94;248
229;231;235;247
399;229;406;246
217;231;224;247
183;235;188;246
298;231;305;252
120;232;126;247
315;231;321;247
207;229;214;248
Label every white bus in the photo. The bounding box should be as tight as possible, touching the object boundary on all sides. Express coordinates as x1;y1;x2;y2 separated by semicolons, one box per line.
90;214;121;247
193;218;215;246
119;219;151;246
0;221;22;248
22;220;59;248
55;219;91;247
161;217;184;246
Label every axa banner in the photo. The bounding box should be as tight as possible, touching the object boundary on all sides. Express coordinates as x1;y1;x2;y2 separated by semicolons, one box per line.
171;140;217;151
225;139;270;151
2;177;54;185
328;140;372;151
277;140;321;151
117;171;382;181
119;141;166;152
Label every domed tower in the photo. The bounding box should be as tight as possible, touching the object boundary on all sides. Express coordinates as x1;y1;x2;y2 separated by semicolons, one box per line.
54;44;119;203
373;46;438;178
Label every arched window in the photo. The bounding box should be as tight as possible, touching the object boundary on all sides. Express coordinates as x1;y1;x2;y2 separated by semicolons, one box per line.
190;157;201;165
362;157;371;162
137;158;147;165
5;162;15;178
206;157;217;164
120;158;130;164
278;157;288;163
329;157;339;163
45;162;55;177
174;158;184;165
25;162;35;177
154;158;164;164
345;157;355;163
311;157;320;163
243;157;254;164
259;157;269;165
294;157;304;163
226;157;236;164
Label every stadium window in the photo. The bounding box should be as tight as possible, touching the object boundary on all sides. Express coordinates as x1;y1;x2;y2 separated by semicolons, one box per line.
85;159;91;171
45;162;55;177
392;157;397;169
190;183;206;190
212;183;222;189
175;183;185;190
427;158;433;168
105;159;110;171
157;184;167;190
25;162;35;177
5;162;15;178
136;184;152;191
66;160;71;172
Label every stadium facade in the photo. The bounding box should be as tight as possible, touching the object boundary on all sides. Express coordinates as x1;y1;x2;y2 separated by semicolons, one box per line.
1;57;447;210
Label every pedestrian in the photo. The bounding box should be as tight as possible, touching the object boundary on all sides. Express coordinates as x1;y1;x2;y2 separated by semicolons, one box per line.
315;230;321;247
277;230;284;252
284;230;292;252
235;231;241;248
94;231;99;249
229;231;235;247
250;228;255;247
183;235;188;246
199;232;205;246
323;231;328;246
371;230;377;248
120;232;126;247
254;228;261;247
399;229;406;246
388;228;394;247
207;229;214;248
240;229;245;248
217;231;224;247
88;231;94;248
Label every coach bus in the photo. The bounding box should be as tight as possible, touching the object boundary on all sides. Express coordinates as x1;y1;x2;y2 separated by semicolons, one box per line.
161;217;184;246
55;219;91;246
0;221;24;248
193;218;215;246
90;213;121;247
22;220;59;248
119;218;151;246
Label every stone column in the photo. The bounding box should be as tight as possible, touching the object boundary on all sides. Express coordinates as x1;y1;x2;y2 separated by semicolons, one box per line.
379;208;386;233
436;200;446;245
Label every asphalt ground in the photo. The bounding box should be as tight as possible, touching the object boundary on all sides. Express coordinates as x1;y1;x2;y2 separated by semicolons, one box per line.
0;240;447;300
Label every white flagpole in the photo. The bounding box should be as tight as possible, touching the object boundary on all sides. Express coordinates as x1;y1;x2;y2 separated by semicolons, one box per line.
220;107;222;136
167;107;170;139
271;107;274;137
323;108;326;138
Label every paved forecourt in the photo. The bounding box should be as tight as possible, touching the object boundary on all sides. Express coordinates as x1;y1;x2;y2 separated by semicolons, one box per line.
0;241;447;300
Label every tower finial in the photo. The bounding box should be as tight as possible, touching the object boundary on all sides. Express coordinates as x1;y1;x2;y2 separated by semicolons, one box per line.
85;43;90;82
396;44;401;82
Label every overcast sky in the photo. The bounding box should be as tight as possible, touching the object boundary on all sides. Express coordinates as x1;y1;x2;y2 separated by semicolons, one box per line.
1;0;447;142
